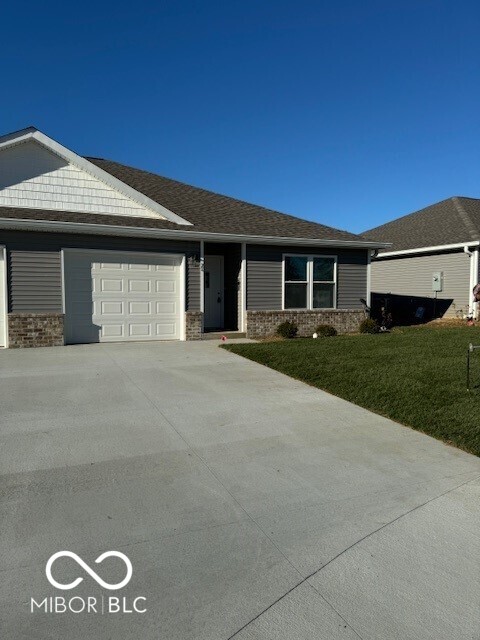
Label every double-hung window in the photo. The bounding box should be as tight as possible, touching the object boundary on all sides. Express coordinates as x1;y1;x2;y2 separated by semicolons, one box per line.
283;254;337;309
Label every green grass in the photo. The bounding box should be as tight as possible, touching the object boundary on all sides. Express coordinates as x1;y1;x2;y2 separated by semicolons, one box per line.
223;326;480;457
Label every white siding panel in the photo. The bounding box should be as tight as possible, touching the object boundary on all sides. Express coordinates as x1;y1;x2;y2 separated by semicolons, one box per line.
371;251;471;317
0;141;165;218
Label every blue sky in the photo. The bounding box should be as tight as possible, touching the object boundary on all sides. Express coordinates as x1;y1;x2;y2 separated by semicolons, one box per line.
1;1;479;233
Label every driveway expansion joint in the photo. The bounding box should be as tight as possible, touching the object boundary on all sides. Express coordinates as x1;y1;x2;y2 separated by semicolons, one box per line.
226;473;480;639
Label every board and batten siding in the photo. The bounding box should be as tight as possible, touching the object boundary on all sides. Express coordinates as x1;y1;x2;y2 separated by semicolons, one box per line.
3;231;201;313
0;141;161;218
371;250;471;317
246;245;368;310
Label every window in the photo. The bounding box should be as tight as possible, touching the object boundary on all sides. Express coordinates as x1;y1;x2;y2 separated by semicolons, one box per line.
312;256;335;308
283;254;336;309
284;255;308;309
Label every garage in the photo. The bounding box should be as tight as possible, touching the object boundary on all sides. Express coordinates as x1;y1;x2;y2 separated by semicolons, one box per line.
63;250;184;344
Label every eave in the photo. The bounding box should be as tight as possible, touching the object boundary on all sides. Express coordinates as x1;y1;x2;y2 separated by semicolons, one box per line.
0;217;391;250
376;241;480;258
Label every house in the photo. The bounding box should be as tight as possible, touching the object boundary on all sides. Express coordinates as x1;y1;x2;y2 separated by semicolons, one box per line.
0;127;386;348
363;197;480;321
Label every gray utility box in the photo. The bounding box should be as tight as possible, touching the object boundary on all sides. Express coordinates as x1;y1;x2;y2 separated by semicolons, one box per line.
432;271;443;292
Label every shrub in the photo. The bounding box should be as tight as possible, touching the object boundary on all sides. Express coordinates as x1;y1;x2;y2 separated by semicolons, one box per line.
359;318;380;334
315;324;337;337
276;321;298;339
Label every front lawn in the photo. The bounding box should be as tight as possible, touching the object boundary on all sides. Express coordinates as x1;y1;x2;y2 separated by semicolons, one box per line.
223;326;480;457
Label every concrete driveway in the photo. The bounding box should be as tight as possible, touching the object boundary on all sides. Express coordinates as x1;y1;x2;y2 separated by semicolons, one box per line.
1;341;479;640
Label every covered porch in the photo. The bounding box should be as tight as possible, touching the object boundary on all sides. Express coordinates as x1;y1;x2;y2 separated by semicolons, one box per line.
201;242;246;334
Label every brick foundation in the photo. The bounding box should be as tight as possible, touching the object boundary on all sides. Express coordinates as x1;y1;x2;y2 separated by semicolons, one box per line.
8;313;65;348
185;311;203;340
246;310;365;339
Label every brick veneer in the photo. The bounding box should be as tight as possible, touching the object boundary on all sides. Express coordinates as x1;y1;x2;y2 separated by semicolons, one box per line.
246;310;365;339
8;313;64;348
185;311;203;340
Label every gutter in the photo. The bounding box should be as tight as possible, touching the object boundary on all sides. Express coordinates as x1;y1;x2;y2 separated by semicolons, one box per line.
375;240;480;258
0;217;391;250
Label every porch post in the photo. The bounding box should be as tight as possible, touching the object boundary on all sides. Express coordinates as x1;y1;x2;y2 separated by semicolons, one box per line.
366;250;372;309
240;242;246;332
473;248;479;319
467;246;476;318
200;241;205;334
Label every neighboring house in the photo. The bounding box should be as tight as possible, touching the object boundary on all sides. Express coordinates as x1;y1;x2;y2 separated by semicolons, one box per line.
0;127;385;348
364;197;480;320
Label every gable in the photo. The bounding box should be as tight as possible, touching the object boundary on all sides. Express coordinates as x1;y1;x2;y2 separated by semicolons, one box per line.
0;140;171;219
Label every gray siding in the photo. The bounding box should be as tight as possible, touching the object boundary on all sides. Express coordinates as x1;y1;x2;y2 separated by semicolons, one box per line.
246;245;368;310
371;250;471;317
2;231;201;313
186;254;201;312
9;250;62;312
337;251;368;309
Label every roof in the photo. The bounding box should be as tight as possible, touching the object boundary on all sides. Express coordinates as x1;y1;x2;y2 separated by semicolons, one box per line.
84;158;364;242
0;126;387;247
363;197;480;253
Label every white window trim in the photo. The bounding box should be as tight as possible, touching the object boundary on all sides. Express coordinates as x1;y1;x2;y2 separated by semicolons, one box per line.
282;254;337;310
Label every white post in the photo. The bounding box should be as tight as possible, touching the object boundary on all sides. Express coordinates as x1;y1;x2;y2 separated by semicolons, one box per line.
240;243;246;332
200;241;205;314
474;249;479;319
180;255;187;340
199;241;205;334
366;250;372;309
467;246;476;317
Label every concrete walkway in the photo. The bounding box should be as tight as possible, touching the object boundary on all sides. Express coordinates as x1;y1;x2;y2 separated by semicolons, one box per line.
0;340;479;639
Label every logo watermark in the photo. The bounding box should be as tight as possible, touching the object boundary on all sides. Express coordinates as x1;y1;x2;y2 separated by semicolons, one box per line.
30;550;146;614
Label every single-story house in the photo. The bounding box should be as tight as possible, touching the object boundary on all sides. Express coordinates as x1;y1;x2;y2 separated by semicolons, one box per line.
363;197;480;320
0;127;386;348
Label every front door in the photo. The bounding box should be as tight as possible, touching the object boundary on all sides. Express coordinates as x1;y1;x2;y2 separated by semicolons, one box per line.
204;255;224;329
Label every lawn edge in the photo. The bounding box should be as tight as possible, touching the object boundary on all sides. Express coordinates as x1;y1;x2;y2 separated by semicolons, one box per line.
220;343;480;459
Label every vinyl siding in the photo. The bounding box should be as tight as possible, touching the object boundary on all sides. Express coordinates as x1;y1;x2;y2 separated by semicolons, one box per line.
187;254;201;312
371;250;471;317
9;250;62;312
3;231;200;313
337;251;369;309
0;141;162;218
246;245;368;310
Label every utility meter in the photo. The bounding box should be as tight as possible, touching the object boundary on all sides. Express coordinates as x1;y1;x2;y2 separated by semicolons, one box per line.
432;271;443;292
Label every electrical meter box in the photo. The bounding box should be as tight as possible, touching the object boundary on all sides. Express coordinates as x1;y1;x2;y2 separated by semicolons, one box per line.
432;271;443;292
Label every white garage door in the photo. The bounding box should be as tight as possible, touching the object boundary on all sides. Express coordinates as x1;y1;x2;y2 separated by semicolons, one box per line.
64;251;183;344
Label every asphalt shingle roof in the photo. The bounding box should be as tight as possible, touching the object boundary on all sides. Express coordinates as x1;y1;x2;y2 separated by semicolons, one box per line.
87;158;363;241
363;197;480;252
0;157;369;243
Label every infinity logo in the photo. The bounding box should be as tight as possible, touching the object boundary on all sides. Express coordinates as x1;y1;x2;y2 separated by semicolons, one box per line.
46;551;133;591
